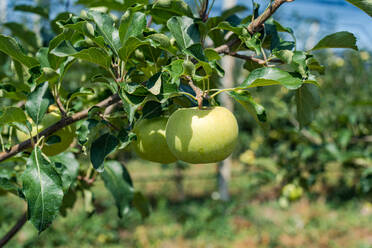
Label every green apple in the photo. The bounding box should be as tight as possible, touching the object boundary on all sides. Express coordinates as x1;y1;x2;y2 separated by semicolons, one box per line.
282;183;303;201
16;112;75;156
166;106;239;164
133;117;177;164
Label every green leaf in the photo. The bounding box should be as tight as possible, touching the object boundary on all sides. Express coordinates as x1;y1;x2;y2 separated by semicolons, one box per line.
50;152;80;193
273;20;293;34
66;88;95;109
240;67;303;90
117;129;136;150
345;0;372;17
311;31;358;51
21;147;64;233
295;84;320;128
213;21;243;35
148;33;177;54
76;119;100;146
119;10;146;46
3;22;39;50
0;107;27;126
25;82;54;125
14;4;49;19
185;43;207;62
0;35;40;68
87;10;121;55
204;48;221;61
119;91;147;124
59;189;77;216
118;36;150;62
133;191;151;219
0;177;19;193
151;0;194;24
162;59;183;85
228;91;268;129
90;133;119;172
101;161;134;218
146;73;162;95
36;67;60;86
166;16;200;51
61;18;106;48
306;57;325;74
51;41;111;70
0;107;29;133
76;0;147;11
221;5;248;20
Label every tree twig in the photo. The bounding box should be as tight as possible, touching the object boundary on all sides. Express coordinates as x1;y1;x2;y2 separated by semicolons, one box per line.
0;212;27;247
185;75;203;109
224;52;267;64
214;0;293;54
54;89;67;117
0;94;121;163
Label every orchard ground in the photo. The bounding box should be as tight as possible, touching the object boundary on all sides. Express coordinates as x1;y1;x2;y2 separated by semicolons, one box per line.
1;158;372;248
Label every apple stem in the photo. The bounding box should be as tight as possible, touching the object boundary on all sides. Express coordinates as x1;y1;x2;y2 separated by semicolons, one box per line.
185;75;203;109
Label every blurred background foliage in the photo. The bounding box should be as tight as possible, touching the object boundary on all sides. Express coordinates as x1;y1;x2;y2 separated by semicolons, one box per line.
0;0;371;247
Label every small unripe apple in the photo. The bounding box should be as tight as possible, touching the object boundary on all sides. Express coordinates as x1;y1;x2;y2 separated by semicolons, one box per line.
133;117;177;164
16;112;75;156
282;184;303;201
166;106;239;164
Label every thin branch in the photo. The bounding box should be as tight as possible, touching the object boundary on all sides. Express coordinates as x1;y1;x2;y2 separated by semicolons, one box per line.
225;52;267;64
185;75;203;109
103;100;122;116
214;0;293;54
0;213;27;247
99;113;120;131
0;94;120;163
54;89;67;117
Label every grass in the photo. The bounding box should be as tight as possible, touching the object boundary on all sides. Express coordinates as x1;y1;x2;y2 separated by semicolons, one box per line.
1;160;372;248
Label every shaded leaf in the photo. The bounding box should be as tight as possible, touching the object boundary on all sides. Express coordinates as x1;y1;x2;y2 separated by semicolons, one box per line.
295;84;320;128
0;107;29;133
133;191;151;219
14;4;49;18
51;152;80;193
21;147;64;233
228;91;269;130
117;129;136;150
3;22;39;50
101;161;134;217
90;133;119;171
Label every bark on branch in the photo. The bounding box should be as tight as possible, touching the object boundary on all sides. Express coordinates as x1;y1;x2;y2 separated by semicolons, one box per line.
214;0;293;55
0;213;27;247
